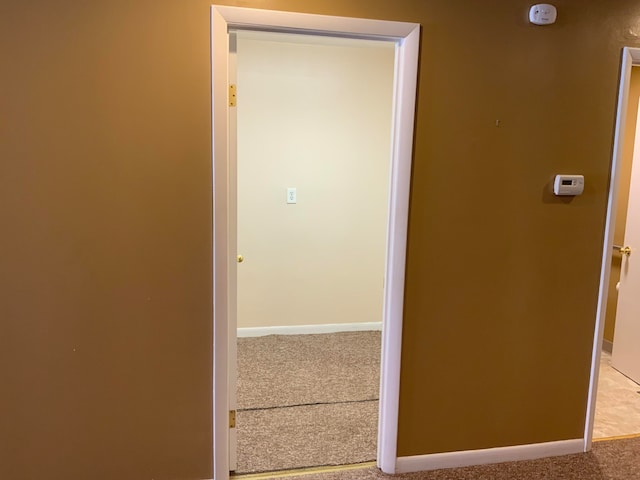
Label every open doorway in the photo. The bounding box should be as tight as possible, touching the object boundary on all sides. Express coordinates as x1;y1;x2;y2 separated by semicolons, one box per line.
211;7;420;480
588;49;640;447
232;30;395;474
592;64;640;440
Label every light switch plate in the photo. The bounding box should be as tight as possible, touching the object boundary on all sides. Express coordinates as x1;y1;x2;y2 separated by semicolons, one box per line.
287;187;297;204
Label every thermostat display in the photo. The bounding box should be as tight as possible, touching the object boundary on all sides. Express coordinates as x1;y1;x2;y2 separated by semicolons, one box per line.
553;175;584;196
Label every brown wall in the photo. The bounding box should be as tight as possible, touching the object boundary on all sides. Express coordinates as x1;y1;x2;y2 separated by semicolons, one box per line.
0;2;213;479
603;67;640;344
2;1;640;479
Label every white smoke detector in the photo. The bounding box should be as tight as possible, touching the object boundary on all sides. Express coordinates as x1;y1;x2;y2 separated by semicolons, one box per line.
529;4;557;25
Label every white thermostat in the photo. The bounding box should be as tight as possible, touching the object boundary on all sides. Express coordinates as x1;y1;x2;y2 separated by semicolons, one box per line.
553;175;584;196
529;4;557;25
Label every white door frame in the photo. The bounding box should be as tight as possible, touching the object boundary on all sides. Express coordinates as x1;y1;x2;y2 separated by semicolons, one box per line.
210;6;420;480
584;47;640;450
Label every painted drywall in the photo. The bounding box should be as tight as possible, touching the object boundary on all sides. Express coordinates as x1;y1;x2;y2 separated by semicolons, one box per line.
235;32;394;329
0;3;213;480
603;66;640;344
3;1;640;479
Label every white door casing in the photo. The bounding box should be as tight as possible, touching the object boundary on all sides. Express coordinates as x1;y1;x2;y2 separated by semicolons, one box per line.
211;6;231;480
611;95;640;384
211;6;420;480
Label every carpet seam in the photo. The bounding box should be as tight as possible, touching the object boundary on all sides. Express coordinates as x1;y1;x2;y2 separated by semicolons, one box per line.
237;397;379;413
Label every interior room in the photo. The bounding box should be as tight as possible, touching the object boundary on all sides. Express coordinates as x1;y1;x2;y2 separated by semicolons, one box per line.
232;30;394;474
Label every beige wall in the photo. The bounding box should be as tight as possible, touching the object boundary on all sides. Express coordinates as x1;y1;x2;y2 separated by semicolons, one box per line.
236;32;394;329
604;66;640;344
3;1;640;479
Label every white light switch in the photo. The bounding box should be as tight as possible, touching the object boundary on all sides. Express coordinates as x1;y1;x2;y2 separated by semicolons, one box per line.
287;187;297;204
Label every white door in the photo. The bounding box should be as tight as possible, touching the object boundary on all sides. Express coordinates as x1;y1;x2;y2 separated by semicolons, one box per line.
228;32;239;472
612;97;640;384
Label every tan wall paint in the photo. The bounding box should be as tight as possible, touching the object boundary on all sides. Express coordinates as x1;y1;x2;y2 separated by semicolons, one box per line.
3;1;640;478
603;67;640;344
1;2;213;480
236;32;393;329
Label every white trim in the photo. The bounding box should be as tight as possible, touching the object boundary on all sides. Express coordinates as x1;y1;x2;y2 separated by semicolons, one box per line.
585;47;640;452
376;24;420;476
237;322;382;338
212;5;417;39
395;439;583;474
211;6;230;480
211;6;420;480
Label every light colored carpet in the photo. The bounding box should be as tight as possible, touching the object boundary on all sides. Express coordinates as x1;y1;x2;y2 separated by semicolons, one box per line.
236;331;381;473
237;400;378;473
237;331;381;410
593;350;640;438
281;437;640;480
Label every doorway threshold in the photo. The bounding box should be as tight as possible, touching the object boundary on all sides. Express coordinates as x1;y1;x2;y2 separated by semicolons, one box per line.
593;432;640;443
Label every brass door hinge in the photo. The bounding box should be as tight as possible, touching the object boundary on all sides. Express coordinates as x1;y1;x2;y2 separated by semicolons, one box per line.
229;84;237;107
229;410;236;429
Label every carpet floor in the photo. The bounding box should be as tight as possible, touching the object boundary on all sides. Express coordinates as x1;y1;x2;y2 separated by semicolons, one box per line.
279;436;640;480
236;331;381;473
237;401;378;472
237;331;381;409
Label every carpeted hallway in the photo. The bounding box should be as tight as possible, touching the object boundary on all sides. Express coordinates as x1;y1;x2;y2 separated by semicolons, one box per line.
236;331;381;473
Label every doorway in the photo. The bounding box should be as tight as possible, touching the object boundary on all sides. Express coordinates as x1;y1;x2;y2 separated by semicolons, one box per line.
593;64;640;439
233;29;394;474
586;48;640;448
211;6;420;480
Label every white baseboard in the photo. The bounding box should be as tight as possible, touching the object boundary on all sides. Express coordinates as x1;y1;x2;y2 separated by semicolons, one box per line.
602;339;613;353
237;322;382;338
394;438;583;474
